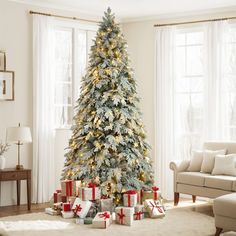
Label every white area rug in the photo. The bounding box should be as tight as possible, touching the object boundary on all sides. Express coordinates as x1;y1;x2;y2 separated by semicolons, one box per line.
0;201;221;236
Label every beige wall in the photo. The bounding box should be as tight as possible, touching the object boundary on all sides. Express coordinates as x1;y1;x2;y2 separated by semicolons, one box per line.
122;10;236;162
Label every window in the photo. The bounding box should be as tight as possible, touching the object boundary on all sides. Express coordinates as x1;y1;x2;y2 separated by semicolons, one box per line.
53;23;96;128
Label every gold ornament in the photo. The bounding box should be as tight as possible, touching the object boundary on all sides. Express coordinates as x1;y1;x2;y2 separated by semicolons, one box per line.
144;149;148;156
139;172;145;181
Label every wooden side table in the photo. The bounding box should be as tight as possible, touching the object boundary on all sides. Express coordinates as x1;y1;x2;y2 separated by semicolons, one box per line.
0;168;31;210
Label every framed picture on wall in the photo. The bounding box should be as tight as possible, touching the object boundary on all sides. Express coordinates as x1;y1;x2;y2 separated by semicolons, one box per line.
0;71;14;101
0;52;6;71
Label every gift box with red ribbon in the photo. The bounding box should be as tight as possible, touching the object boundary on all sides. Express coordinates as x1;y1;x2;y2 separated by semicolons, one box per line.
92;211;112;228
63;202;71;212
79;182;101;201
133;205;145;220
115;207;134;226
61;210;74;219
72;197;92;218
53;191;62;203
61;180;81;197
45;207;60;216
144;199;165;218
123;190;137;207
142;187;161;203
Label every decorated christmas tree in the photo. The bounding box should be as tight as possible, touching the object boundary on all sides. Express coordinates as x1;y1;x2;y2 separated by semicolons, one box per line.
62;8;154;202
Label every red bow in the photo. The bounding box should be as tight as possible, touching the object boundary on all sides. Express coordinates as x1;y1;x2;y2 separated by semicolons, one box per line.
152;186;159;191
88;182;97;188
150;201;163;213
74;204;82;213
134;211;143;220
125;190;137;195
99;212;110;220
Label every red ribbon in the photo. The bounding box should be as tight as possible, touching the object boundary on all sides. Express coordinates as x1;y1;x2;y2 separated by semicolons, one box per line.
88;182;97;200
117;208;125;224
150;201;163;214
74;204;82;214
152;186;159;200
134;211;143;220
99;212;110;220
63;203;71;212
125;190;137;207
65;180;73;196
125;190;137;195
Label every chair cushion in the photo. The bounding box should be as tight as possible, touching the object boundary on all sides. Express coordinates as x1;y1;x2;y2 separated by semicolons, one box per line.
213;193;236;218
177;172;210;187
205;175;236;191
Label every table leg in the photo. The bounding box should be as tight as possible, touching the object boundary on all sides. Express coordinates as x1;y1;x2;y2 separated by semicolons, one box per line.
27;178;31;210
16;180;21;206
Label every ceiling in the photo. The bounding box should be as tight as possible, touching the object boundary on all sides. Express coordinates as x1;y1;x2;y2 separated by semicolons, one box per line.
9;0;236;22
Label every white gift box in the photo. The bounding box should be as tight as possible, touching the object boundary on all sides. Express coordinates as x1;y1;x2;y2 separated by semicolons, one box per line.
115;207;134;226
79;186;101;201
92;211;112;229
45;208;60;216
133;205;145;220
76;218;84;225
100;198;113;212
144;199;165;218
72;197;92;218
123;191;137;207
61;211;74;219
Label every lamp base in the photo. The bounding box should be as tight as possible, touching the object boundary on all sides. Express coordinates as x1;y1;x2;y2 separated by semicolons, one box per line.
16;165;24;170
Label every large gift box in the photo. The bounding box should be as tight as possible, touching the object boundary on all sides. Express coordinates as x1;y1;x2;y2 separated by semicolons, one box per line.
92;211;112;229
79;182;101;201
144;199;165;218
123;190;137;207
142;187;161;202
72;197;92;218
133;205;144;220
115;207;134;226
61;180;81;197
100;198;113;213
62;211;74;219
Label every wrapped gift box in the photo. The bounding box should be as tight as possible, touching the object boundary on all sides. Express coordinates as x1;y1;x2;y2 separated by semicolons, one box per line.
133;205;145;220
92;211;112;229
61;180;81;197
144;199;165;218
53;191;62;203
62;210;74;219
72;197;92;218
63;202;71;212
79;183;101;201
115;207;134;226
45;207;60;216
142;187;161;202
100;198;113;213
123;190;137;207
76;218;84;225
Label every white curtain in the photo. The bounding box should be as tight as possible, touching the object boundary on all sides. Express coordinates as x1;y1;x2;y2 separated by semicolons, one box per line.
33;15;56;203
155;26;176;200
155;21;230;200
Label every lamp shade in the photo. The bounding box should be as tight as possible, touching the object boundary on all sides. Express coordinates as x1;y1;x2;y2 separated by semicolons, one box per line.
6;126;32;143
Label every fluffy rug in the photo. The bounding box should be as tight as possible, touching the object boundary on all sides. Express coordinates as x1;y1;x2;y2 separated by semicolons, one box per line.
0;201;229;236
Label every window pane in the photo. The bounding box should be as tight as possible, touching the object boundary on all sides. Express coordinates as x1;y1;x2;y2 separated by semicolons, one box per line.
176;47;185;76
186;45;203;75
186;32;203;45
55;106;73;128
176;33;185;46
55;83;72;105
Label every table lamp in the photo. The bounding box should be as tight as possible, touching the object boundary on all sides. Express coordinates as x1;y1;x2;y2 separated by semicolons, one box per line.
6;123;32;170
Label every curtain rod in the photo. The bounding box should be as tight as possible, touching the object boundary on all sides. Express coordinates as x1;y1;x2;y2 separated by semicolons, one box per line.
154;16;236;27
29;10;99;24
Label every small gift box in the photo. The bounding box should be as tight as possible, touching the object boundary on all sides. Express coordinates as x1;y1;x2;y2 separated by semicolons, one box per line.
76;218;84;225
144;199;165;218
123;190;137;207
61;180;81;197
84;217;93;224
45;207;60;216
53;191;62;203
115;207;134;226
61;210;74;219
63;202;71;212
80;182;101;201
100;197;113;213
72;197;92;218
133;205;144;220
92;211;112;229
142;187;161;202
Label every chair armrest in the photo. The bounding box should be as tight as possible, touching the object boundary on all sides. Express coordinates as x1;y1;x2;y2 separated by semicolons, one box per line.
169;160;190;173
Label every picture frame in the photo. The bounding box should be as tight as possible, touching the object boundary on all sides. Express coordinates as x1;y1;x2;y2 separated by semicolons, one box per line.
0;71;14;101
0;52;6;71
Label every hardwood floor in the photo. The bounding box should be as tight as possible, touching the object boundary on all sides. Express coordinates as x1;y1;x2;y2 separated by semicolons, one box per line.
0;203;49;218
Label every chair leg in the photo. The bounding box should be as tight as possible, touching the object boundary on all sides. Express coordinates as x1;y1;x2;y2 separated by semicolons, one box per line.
192;195;196;203
174;192;179;206
215;227;223;236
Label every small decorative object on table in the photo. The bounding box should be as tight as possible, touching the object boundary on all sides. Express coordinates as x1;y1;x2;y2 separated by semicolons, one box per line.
115;207;134;226
92;211;112;228
79;182;101;201
72;197;92;218
142;186;161;202
123;190;137;207
61;180;81;197
134;205;145;220
0;141;10;170
62;210;74;219
144;199;165;218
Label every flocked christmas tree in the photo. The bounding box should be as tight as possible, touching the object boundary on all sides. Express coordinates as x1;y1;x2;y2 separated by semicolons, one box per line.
62;8;154;203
